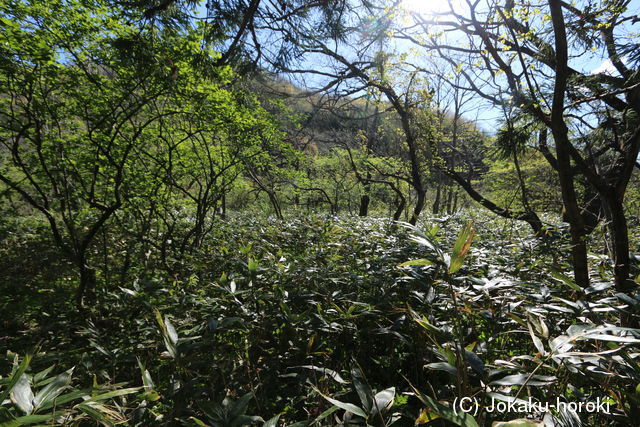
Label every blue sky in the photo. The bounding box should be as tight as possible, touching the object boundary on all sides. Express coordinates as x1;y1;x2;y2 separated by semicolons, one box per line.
195;0;639;134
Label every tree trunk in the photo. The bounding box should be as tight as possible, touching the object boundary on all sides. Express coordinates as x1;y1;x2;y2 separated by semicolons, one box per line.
393;193;406;222
452;191;459;213
446;188;454;215
76;261;97;310
605;195;634;292
445;168;544;234
549;0;590;288
268;190;283;219
359;194;370;216
566;210;590;287
409;188;426;225
433;182;441;214
359;173;371;216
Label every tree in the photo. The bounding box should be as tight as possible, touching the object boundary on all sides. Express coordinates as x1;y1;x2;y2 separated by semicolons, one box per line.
124;0;354;72
0;0;289;306
266;0;557;229
405;0;640;291
157;77;288;250
0;0;177;307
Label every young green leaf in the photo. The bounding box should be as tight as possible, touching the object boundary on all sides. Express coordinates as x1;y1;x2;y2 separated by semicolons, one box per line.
448;222;475;274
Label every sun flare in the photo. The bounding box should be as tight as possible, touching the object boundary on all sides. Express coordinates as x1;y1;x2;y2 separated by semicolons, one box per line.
400;0;452;16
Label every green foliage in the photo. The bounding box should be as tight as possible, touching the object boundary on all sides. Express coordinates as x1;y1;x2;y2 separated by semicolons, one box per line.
0;353;142;425
2;213;639;425
0;0;292;303
193;392;265;426
2;1;640;426
482;151;562;212
313;362;400;425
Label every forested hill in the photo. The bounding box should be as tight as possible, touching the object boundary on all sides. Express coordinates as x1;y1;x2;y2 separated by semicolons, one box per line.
1;0;640;426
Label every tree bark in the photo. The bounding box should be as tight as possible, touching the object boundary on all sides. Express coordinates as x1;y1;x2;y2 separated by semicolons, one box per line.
433;182;441;214
445;168;543;234
393;189;406;222
359;194;370;216
446;188;454;215
549;0;590;288
76;261;97;310
410;188;426;225
221;192;227;219
359;171;371;217
604;195;634;292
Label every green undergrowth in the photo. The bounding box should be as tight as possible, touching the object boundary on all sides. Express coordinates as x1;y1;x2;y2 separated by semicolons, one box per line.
1;213;639;426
